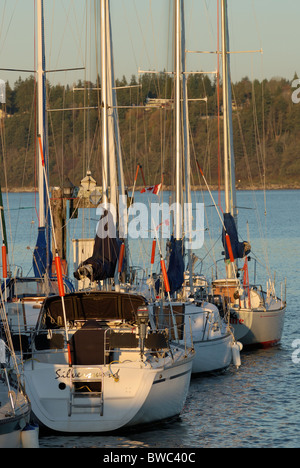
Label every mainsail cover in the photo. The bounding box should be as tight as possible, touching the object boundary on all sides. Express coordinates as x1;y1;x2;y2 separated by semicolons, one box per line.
74;209;121;282
222;213;251;260
167;236;185;295
33;226;53;277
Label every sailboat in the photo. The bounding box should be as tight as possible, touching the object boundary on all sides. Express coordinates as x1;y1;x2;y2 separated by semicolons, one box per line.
23;289;194;433
206;0;286;348
0;347;32;448
143;0;242;375
2;0;74;349
22;0;194;433
0;298;32;448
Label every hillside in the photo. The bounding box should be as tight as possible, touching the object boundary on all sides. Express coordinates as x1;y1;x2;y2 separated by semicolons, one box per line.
1;73;300;192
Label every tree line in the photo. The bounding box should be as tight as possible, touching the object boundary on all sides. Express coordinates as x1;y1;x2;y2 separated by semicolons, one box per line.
1;72;299;191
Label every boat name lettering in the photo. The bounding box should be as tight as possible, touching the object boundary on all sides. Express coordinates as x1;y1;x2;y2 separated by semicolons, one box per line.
230;312;244;325
55;368;102;380
229;318;245;325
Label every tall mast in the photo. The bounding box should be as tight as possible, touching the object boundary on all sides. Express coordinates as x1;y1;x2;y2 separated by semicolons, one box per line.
106;0;130;278
37;0;45;228
175;0;182;240
34;0;52;278
100;0;109;207
107;0;129;273
106;0;117;212
107;0;125;202
221;0;238;279
0;82;8;250
221;0;237;221
221;0;230;215
181;0;194;292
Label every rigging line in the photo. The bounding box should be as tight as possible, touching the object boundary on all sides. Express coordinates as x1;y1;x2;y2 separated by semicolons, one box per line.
133;0;152;74
251;0;263;51
94;0;102;179
12;86;37;257
86;119;100;176
159;0;172;187
191;152;219;264
48;0;85;90
186;115;218;268
248;1;268;217
0;0;19;54
260;63;267;217
94;0;101;181
60;197;81;230
70;0;87;65
82;0;89;176
200;234;222;268
0;288;21;382
202;0;217;47
250;64;268;238
251;71;265;189
149;0;160;96
61;85;66;187
0;111;15;271
185;0;194;49
48;105;62;184
0;1;7;46
72;72;75;183
230;83;272;279
217;0;222;210
121;0;138;74
43;4;64;189
34;0;38;222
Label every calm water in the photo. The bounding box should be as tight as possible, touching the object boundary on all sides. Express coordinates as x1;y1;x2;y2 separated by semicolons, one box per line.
2;190;300;448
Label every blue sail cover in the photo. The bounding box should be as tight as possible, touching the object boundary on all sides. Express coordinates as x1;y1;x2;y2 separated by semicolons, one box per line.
222;213;251;260
33;226;52;277
33;2;53;279
74;209;121;282
167;237;185;295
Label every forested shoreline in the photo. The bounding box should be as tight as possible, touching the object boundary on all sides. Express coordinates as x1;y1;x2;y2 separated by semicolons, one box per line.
1;73;300;191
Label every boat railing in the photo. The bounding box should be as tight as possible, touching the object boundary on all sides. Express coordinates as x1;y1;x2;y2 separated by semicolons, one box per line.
27;325;173;365
249;279;287;307
152;303;186;341
204;255;287;307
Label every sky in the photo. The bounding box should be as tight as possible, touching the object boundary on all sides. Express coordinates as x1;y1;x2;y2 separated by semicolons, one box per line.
0;0;298;89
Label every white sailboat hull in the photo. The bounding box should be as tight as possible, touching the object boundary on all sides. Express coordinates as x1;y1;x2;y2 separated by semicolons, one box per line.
0;381;31;448
229;304;286;348
150;301;238;374
125;356;193;427
212;279;286;348
23;354;193;433
191;333;234;374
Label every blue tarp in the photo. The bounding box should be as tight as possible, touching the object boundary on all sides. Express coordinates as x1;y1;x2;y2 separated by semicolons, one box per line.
33;226;52;277
167;237;185;295
222;213;251;260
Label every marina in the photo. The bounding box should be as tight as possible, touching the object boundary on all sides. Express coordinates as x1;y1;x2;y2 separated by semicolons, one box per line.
0;0;298;451
1;188;298;448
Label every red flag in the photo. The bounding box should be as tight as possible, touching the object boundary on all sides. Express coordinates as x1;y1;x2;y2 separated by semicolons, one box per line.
140;183;161;195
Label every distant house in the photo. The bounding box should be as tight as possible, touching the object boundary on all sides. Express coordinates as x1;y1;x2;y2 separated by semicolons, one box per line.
220;99;243;114
144;92;174;111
